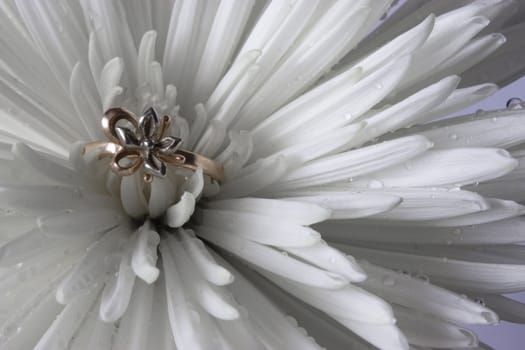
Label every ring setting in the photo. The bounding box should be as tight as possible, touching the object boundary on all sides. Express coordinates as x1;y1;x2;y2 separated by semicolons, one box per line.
83;107;224;184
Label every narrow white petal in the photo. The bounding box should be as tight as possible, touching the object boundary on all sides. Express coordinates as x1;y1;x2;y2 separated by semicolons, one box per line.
421;198;525;227
70;62;104;140
34;287;100;350
321;217;525;245
168;236;239;320
197;209;321;247
333;318;409;350
265;272;394;325
131;224;160;284
235;2;372;129
196;226;348;290
15;0;88;88
355;187;489;221
235;263;379;349
424;83;498;122
410;109;525;149
351;148;518;188
462;20;525;87
219;154;293;198
272;135;432;190
0;229;52;267
215;253;323;350
179;166;204;198
148;176;177;219
164;191;196;228
56;227;127;304
358;262;498;325
428;33;506;85
159;240;208;349
397;9;490;93
190;0;255;105
98;57;124;111
285;192;402;219
37;208;122;237
99;236;137;322
349;76;459;146
348;14;434;75
252;54;413;152
394;306;478;348
112;280;155;350
477;294;525;324
284;240;367;282
12;143;84;187
0;280;63;350
205;197;331;225
179;228;234;286
337;244;525;293
120;174;149;219
251;66;363;157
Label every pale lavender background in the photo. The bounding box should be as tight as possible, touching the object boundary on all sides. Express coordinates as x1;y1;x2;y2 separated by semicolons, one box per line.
459;78;525;350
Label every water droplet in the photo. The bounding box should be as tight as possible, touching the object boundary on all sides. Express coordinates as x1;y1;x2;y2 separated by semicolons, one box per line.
343;112;353;121
399;269;411;277
449;133;459;140
473;297;486;306
404;161;413;170
375;82;383;89
507;97;523;110
475;109;485;117
491;117;498;123
415;273;430;284
367;179;384;189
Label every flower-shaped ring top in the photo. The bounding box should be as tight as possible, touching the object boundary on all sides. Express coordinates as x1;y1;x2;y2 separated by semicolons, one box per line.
99;107;224;183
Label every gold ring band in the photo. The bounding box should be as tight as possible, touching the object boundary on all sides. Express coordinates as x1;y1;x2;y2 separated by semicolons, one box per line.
82;108;225;183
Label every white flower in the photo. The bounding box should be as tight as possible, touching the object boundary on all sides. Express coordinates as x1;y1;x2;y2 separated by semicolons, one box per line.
0;0;524;349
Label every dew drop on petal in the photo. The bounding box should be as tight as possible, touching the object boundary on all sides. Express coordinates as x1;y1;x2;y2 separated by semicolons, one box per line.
475;109;485;117
415;273;430;284
507;97;524;110
367;180;384;189
343;112;353;121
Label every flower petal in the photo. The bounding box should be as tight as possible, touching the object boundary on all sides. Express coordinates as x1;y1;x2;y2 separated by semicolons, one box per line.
205;197;331;226
271;135;432;190
196;225;348;290
197;209;322;248
350;148;518;188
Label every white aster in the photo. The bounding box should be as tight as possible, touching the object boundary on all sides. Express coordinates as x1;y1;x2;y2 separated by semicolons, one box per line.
0;0;524;349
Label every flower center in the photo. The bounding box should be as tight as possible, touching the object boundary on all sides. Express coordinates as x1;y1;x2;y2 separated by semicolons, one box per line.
81;106;223;227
